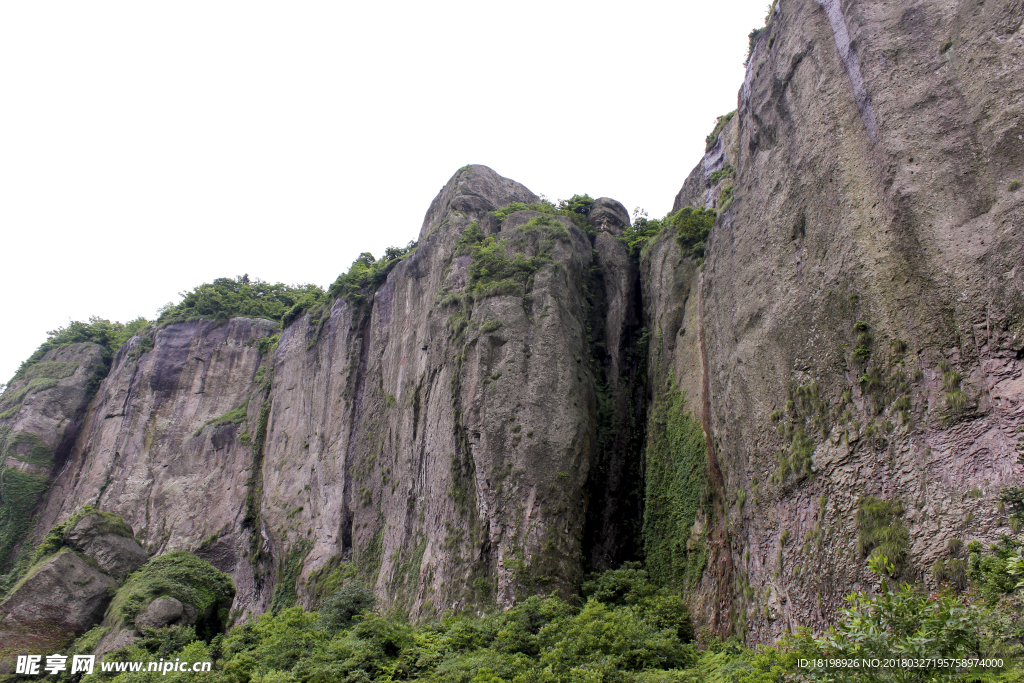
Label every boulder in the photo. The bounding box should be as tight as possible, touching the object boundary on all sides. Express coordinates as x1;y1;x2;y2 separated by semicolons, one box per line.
64;512;148;581
0;550;117;670
134;597;184;633
588;197;630;235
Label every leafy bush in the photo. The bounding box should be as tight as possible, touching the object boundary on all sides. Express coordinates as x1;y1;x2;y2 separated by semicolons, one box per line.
705;111;736;151
466;236;551;299
318;581;377;633
8;315;149;385
491;196;594;236
108;551;235;639
673;207;716;260
619;213;667;258
92;554;1024;683
856;496;910;574
792;555;991;681
158;275;325;327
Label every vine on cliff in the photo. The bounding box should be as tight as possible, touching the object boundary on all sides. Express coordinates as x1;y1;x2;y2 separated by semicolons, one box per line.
642;379;710;591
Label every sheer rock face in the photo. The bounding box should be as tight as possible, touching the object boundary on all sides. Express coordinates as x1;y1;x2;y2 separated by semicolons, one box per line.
14;0;1024;643
0;343;106;567
32;166;641;619
36;319;276;613
656;0;1024;640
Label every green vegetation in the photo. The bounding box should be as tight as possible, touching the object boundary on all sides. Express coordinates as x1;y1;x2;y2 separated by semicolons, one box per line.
0;465;49;579
270;543;313;615
107;551;235;639
453;218;567;300
489;194;595;236
197;399;251;435
673;207;716;261
158;275;325;327
642;381;709;590
745;0;778;65
705;111;736;151
716;185;735;214
7;315;149;386
709;165;736;185
941;363;969;417
89;555;1024;682
326;242;418;309
856;496;910;575
999;486;1024;529
619;213;667;258
618;204;714;264
1010;180;1022;192
318;580;377;633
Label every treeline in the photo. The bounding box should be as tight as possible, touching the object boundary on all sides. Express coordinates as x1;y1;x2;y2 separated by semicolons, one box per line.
86;543;1023;683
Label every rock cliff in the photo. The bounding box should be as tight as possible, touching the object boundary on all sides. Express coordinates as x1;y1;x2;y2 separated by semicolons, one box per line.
2;0;1022;645
657;0;1024;639
20;167;643;621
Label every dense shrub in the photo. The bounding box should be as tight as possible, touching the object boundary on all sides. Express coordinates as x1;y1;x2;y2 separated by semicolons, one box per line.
157;275;325;327
109;551;236;640
92;554;1024;683
7;316;149;384
673;207;716;260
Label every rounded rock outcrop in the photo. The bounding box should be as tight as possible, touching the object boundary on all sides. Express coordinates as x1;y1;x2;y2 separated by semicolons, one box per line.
134;597;184;633
588;198;630;235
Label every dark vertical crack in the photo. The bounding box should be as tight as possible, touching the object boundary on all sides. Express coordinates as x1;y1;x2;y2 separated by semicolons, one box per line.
341;308;373;559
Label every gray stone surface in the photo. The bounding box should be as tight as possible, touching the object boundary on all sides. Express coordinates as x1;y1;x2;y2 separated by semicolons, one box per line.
134;597;184;632
654;0;1024;641
589;198;630;235
0;343;106;566
0;550;117;666
64;512;148;581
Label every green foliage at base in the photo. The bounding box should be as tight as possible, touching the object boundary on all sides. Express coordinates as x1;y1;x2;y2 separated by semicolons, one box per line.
95;555;1024;682
157;275;325;327
270;543;312;615
318;580;377;633
642;381;709;590
107;551;236;640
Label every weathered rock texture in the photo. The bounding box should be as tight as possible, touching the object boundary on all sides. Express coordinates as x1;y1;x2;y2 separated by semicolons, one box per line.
34;319;276;613
28;167;643;620
0;343;106;568
655;0;1024;640
0;512;146;671
0;550;116;667
64;511;148;581
9;0;1024;645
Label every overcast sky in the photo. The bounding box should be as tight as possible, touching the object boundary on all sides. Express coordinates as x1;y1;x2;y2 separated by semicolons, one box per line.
1;1;770;383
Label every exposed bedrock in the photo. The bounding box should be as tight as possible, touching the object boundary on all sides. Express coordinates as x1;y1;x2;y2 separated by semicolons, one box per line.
31;166;644;619
661;0;1024;640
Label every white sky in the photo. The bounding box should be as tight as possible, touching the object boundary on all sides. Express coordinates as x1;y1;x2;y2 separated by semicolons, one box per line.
1;1;770;383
